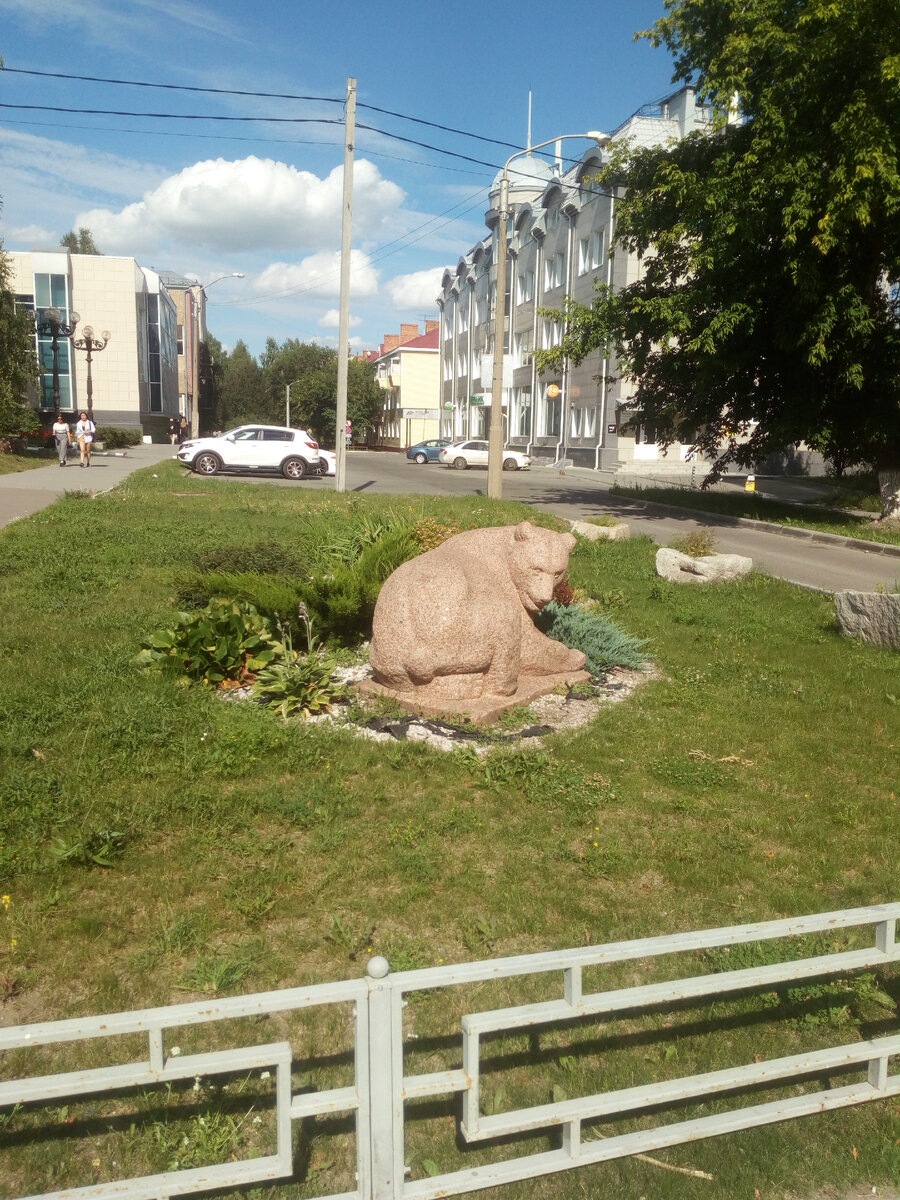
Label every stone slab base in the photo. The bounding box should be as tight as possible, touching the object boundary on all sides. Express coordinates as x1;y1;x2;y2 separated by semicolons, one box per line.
355;670;591;725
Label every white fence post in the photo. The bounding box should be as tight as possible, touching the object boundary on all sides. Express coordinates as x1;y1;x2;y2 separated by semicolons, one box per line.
366;956;402;1200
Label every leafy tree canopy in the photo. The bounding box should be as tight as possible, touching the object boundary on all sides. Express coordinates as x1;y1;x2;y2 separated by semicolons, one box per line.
205;335;381;447
540;0;900;513
0;219;40;438
60;228;102;255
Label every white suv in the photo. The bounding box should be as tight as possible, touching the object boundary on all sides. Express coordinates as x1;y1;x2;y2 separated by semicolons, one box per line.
177;425;325;480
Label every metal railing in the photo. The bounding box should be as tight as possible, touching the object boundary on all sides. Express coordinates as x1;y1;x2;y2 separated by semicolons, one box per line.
2;903;899;1200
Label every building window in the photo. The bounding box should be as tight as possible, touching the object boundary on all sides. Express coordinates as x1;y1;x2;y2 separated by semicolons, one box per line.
541;319;562;349
584;406;597;438
544;392;561;437
513;386;532;437
544;252;566;291
571;406;584;438
513;330;533;368
591;230;604;269
458;303;469;333
518;270;535;302
177;324;184;355
33;272;75;410
443;303;454;339
147;293;163;413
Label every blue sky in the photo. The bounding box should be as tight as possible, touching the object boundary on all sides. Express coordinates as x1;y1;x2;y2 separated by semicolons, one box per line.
0;0;678;355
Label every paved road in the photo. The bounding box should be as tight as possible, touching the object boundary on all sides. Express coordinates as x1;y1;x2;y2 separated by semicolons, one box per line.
2;446;897;593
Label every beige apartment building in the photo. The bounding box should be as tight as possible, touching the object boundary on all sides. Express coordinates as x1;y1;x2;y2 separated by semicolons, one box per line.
373;322;441;449
437;87;719;475
9;248;179;438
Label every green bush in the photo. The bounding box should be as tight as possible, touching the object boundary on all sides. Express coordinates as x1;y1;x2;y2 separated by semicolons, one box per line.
94;426;143;449
174;570;306;623
137;599;278;685
536;600;649;675
301;525;418;645
0;404;42;438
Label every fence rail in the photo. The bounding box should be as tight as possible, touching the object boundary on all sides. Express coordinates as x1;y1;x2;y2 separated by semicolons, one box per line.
3;902;898;1200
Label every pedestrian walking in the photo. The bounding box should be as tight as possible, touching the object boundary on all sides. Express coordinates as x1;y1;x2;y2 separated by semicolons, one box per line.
178;415;189;444
74;411;96;467
51;414;71;466
168;417;178;445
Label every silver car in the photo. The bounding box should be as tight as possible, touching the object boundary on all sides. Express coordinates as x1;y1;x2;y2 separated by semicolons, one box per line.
438;440;531;471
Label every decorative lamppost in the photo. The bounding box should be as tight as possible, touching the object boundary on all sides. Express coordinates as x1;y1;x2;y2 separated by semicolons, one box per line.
72;326;111;421
488;132;609;499
30;306;80;412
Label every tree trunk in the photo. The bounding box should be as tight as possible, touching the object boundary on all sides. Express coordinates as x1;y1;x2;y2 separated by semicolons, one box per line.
878;467;900;519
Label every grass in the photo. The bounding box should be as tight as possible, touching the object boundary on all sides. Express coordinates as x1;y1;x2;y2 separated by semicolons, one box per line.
0;450;56;475
612;482;900;546
1;460;899;1200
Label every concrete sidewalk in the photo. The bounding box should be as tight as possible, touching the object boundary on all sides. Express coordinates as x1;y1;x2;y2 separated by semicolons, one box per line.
0;443;177;530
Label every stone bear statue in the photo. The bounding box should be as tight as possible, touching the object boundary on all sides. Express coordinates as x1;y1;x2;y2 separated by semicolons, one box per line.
369;521;586;700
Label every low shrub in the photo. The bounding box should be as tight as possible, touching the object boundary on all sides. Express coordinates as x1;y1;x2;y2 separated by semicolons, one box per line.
301;525;418;645
536;600;649;675
413;517;461;551
174;570;305;623
94;426;143;449
137;599;278;685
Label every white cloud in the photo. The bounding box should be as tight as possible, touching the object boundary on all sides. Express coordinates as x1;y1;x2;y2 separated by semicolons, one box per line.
252;250;379;300
385;267;446;312
8;223;56;246
318;309;362;328
75;157;405;256
0;129;166;203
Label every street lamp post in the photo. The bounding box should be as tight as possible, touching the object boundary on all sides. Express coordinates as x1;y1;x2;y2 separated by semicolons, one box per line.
72;327;111;422
488;131;609;499
31;306;80;413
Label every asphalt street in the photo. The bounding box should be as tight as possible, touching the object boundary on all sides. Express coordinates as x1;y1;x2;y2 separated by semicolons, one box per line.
2;446;897;594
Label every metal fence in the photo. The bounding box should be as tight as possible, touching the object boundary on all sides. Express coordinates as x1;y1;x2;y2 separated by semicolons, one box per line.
3;902;899;1200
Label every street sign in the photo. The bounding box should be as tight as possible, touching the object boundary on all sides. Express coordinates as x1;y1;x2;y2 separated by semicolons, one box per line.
546;383;561;399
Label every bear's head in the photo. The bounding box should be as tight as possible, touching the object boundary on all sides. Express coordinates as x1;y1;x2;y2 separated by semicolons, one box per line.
508;521;576;613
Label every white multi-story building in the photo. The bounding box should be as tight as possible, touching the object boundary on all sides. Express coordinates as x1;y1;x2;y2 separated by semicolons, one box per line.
9;248;179;438
437;87;713;472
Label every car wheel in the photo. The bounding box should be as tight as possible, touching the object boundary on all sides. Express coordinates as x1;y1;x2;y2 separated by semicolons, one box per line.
453;456;468;470
194;452;221;476
281;456;307;480
502;457;519;472
414;452;428;464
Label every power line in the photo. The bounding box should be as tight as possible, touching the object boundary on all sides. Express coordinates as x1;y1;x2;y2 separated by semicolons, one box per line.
0;65;523;152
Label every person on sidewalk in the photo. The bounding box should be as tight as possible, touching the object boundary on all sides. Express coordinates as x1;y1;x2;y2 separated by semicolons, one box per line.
51;414;71;467
74;412;96;467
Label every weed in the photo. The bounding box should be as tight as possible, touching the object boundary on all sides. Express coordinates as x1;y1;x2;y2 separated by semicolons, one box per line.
670;527;719;557
48;827;127;869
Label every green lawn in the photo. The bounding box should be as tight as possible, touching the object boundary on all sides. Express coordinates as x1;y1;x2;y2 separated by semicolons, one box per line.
1;461;898;1200
0;449;56;475
612;483;900;546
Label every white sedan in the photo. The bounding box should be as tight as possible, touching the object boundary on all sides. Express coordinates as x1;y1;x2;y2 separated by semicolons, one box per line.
177;425;326;480
438;440;531;471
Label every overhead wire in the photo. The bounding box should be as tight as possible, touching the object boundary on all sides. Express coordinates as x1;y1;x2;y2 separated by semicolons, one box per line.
0;65;524;151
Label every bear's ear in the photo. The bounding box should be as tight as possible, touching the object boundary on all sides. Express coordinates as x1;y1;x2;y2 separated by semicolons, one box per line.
513;521;534;542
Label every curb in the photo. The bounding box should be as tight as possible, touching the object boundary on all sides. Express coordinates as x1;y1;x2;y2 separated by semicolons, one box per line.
605;496;900;560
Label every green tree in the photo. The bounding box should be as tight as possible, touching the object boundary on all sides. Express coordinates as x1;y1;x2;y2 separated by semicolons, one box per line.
215;339;266;428
0;229;40;439
60;227;102;254
541;0;900;516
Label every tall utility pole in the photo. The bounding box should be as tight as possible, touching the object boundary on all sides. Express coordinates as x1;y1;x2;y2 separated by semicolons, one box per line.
334;76;357;493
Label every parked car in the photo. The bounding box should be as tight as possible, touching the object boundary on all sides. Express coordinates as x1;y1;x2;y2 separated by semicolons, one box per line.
406;438;452;464
177;425;325;480
438;440;531;471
